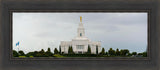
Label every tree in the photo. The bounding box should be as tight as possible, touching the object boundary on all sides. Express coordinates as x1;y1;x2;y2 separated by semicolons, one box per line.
40;49;45;53
26;52;34;57
120;49;129;56
115;48;120;56
100;48;105;55
96;45;98;54
13;50;19;57
87;45;91;54
132;52;137;56
127;53;132;56
70;46;74;54
68;46;71;54
138;52;147;57
37;49;46;57
108;48;115;56
47;48;51;52
68;46;74;54
105;52;108;56
138;53;143;55
68;46;70;54
33;51;39;57
142;52;147;57
54;48;59;54
18;50;25;56
59;45;61;54
46;48;53;57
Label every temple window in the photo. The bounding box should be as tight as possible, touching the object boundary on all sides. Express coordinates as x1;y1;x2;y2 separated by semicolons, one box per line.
80;33;82;36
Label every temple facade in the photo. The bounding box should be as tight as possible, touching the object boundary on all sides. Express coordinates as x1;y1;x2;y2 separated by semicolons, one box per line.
59;16;101;54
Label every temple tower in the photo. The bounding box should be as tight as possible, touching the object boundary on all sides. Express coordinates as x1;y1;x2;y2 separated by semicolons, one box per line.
77;16;85;37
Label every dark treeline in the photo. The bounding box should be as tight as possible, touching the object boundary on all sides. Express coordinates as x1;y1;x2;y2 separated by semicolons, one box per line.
13;48;56;57
13;47;147;57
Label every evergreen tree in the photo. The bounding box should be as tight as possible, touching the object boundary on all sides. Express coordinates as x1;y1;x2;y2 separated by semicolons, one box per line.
105;52;108;56
132;52;137;56
127;53;132;56
108;48;115;56
54;48;59;54
70;46;74;54
47;48;51;52
33;51;39;57
18;50;25;56
59;45;61;54
68;46;74;54
142;52;147;57
87;45;91;54
116;48;120;56
26;52;34;57
68;46;71;54
120;49;129;56
40;49;45;53
13;50;19;57
46;48;53;57
38;49;45;57
100;48;105;55
96;45;98;54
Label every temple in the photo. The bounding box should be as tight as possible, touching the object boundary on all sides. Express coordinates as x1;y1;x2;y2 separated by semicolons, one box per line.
59;16;101;54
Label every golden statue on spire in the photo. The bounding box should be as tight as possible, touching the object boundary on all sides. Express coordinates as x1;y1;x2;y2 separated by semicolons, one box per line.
80;16;82;23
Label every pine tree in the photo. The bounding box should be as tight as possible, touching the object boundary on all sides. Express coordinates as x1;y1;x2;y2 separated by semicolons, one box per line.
68;46;74;54
68;46;71;54
120;49;129;56
47;48;51;52
59;45;61;54
70;46;74;54
132;52;137;56
54;48;59;54
142;52;147;57
96;45;98;54
87;45;91;54
18;50;25;56
116;48;120;56
100;48;105;55
38;49;45;57
46;48;53;57
108;48;116;56
13;50;19;57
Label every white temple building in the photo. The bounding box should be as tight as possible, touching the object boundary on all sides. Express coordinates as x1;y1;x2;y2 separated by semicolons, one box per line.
60;16;101;54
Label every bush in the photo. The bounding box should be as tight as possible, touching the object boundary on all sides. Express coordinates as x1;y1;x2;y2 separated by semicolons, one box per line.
19;56;26;58
53;54;64;57
29;56;34;57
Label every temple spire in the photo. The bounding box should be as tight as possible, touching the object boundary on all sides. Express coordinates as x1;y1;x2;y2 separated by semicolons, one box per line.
77;16;85;37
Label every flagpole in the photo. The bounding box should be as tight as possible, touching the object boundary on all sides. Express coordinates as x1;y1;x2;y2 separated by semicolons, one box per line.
18;46;19;52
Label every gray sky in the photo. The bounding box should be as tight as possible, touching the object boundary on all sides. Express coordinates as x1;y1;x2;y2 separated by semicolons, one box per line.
13;12;147;54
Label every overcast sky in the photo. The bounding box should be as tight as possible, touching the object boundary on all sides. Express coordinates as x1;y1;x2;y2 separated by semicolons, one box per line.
13;12;147;54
